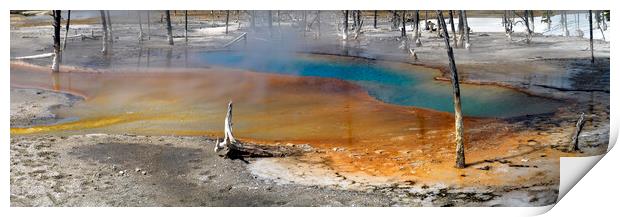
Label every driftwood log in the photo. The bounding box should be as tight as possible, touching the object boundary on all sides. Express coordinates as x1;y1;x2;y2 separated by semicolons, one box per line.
569;113;586;152
214;101;309;159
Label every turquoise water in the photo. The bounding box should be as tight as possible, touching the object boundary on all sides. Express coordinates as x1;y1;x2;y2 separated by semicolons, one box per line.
195;51;562;118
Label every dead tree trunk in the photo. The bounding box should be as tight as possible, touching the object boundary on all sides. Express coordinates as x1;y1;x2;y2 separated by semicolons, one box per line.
184;10;188;42
62;10;70;51
225;10;230;34
138;11;144;42
463;10;470;49
436;10;465;169
457;10;464;48
250;11;256;31
214;101;304;158
401;10;406;38
569;113;586;152
165;10;174;45
147;11;151;40
589;10;594;63
268;10;273;37
303;10;307;36
546;10;552;30
316;10;321;38
448;10;457;48
99;10;109;55
51;10;61;72
106;11;113;43
373;10;377;29
342;10;349;40
523;10;532;44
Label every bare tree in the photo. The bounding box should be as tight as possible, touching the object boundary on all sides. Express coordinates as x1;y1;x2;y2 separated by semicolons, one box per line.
147;11;151;40
373;10;377;29
522;10;532;43
448;10;457;48
165;10;173;45
268;10;273;37
250;11;256;31
225;10;230;34
316;10;321;38
138;11;144;42
401;11;406;38
529;10;535;32
184;10;188;42
342;10;349;40
51;10;61;72
436;10;465;168
62;10;70;51
463;10;470;49
589;10;594;63
106;11;113;43
457;10;464;48
99;10;109;54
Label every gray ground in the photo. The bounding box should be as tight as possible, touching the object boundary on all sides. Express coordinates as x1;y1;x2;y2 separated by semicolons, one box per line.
10;11;610;207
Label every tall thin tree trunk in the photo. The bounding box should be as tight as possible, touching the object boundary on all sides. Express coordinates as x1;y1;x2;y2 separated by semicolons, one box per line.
225;10;230;34
138;11;144;42
463;10;470;49
106;11;113;43
414;10;420;38
373;10;377;29
546;10;551;30
147;11;151;40
342;10;349;40
99;10;109;55
524;10;531;43
62;10;70;51
317;10;321;38
184;10;188;42
268;10;273;37
436;10;465;169
449;10;457;48
401;10;406;38
457;10;464;48
165;10;174;45
589;10;594;63
51;10;61;72
250;11;256;31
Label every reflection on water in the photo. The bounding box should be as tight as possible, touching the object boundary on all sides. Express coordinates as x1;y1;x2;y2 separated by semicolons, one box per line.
186;51;563;117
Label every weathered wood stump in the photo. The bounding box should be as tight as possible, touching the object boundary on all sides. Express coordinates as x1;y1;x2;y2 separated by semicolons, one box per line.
569;113;586;152
214;101;309;159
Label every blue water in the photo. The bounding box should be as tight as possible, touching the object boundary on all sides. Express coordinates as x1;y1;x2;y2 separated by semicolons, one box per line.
194;51;562;118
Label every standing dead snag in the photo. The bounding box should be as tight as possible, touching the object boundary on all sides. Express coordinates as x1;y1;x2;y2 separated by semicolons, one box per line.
215;101;236;152
589;10;594;63
106;11;113;43
51;10;61;73
448;10;457;48
225;10;230;34
99;11;109;55
62;10;71;51
184;10;188;42
342;10;349;40
436;11;465;168
213;101;304;158
165;10;174;45
570;113;586;152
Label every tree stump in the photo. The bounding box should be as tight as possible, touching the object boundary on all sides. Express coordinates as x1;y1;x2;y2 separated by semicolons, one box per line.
569;113;586;152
